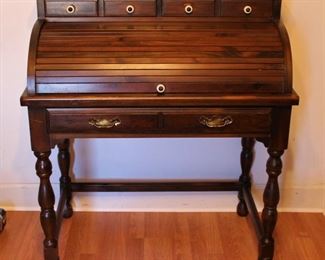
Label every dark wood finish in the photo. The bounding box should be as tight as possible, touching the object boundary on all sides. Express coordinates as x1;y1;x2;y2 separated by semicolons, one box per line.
28;108;52;151
243;187;263;239
237;137;255;216
162;0;215;17
272;0;282;20
0;209;6;232
32;21;289;95
220;0;273;18
34;151;58;259
39;0;282;19
104;0;156;16
55;184;67;231
98;0;104;16
37;0;46;18
27;20;44;95
270;107;292;150
215;0;222;16
45;0;98;17
277;21;293;93
259;148;284;259
47;108;271;136
71;181;241;192
21;89;299;108
57;139;73;218
21;1;298;259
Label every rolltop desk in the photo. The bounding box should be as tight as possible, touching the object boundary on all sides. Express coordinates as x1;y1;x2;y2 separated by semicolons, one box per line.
20;0;299;259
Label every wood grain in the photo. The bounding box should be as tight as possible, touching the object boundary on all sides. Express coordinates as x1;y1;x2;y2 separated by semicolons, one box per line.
31;21;290;94
45;1;98;17
22;2;298;260
220;0;273;18
46;107;271;136
104;0;157;17
162;0;215;17
0;212;323;260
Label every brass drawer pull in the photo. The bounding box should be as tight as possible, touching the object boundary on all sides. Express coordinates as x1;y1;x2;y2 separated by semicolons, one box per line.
66;4;76;14
243;5;252;15
126;5;135;14
199;116;233;128
184;4;193;14
89;118;121;128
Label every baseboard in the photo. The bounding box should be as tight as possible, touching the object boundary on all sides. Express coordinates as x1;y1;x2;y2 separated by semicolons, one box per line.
0;183;323;212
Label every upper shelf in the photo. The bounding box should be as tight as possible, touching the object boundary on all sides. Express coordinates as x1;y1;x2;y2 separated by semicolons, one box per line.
39;0;282;20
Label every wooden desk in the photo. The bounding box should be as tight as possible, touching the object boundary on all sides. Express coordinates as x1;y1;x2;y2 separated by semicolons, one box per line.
21;0;299;259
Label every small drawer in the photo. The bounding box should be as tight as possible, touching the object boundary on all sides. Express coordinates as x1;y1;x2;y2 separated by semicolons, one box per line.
45;0;98;17
162;0;215;17
163;108;271;135
48;108;159;134
104;0;156;16
220;0;273;17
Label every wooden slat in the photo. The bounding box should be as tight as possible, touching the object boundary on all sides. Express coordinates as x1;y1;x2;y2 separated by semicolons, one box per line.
71;181;240;192
37;51;284;59
35;63;284;70
36;81;284;94
38;41;281;48
38;46;283;52
39;41;282;48
36;69;284;77
41;30;278;37
37;57;284;64
42;21;278;31
40;31;279;37
36;75;284;85
34;21;287;94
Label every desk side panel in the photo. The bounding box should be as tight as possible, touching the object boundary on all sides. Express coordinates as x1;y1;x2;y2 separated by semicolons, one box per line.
27;20;45;94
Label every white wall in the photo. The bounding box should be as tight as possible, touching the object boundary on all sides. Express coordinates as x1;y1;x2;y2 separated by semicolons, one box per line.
0;0;324;212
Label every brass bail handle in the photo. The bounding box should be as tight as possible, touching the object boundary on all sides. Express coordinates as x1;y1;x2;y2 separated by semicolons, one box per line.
89;118;121;129
199;116;233;128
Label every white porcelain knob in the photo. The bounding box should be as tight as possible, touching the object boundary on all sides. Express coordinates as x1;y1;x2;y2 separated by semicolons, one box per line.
243;5;252;15
126;5;135;14
66;5;76;14
156;84;166;94
184;4;193;14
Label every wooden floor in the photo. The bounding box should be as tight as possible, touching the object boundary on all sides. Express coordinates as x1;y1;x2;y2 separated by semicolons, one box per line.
0;212;324;260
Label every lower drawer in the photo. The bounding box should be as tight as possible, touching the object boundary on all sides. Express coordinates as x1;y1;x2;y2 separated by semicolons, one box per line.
47;108;271;136
48;108;159;134
163;108;271;134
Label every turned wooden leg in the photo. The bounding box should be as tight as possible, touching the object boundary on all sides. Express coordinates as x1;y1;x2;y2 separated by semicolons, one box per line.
259;148;284;260
237;137;255;216
34;151;58;260
58;139;73;218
